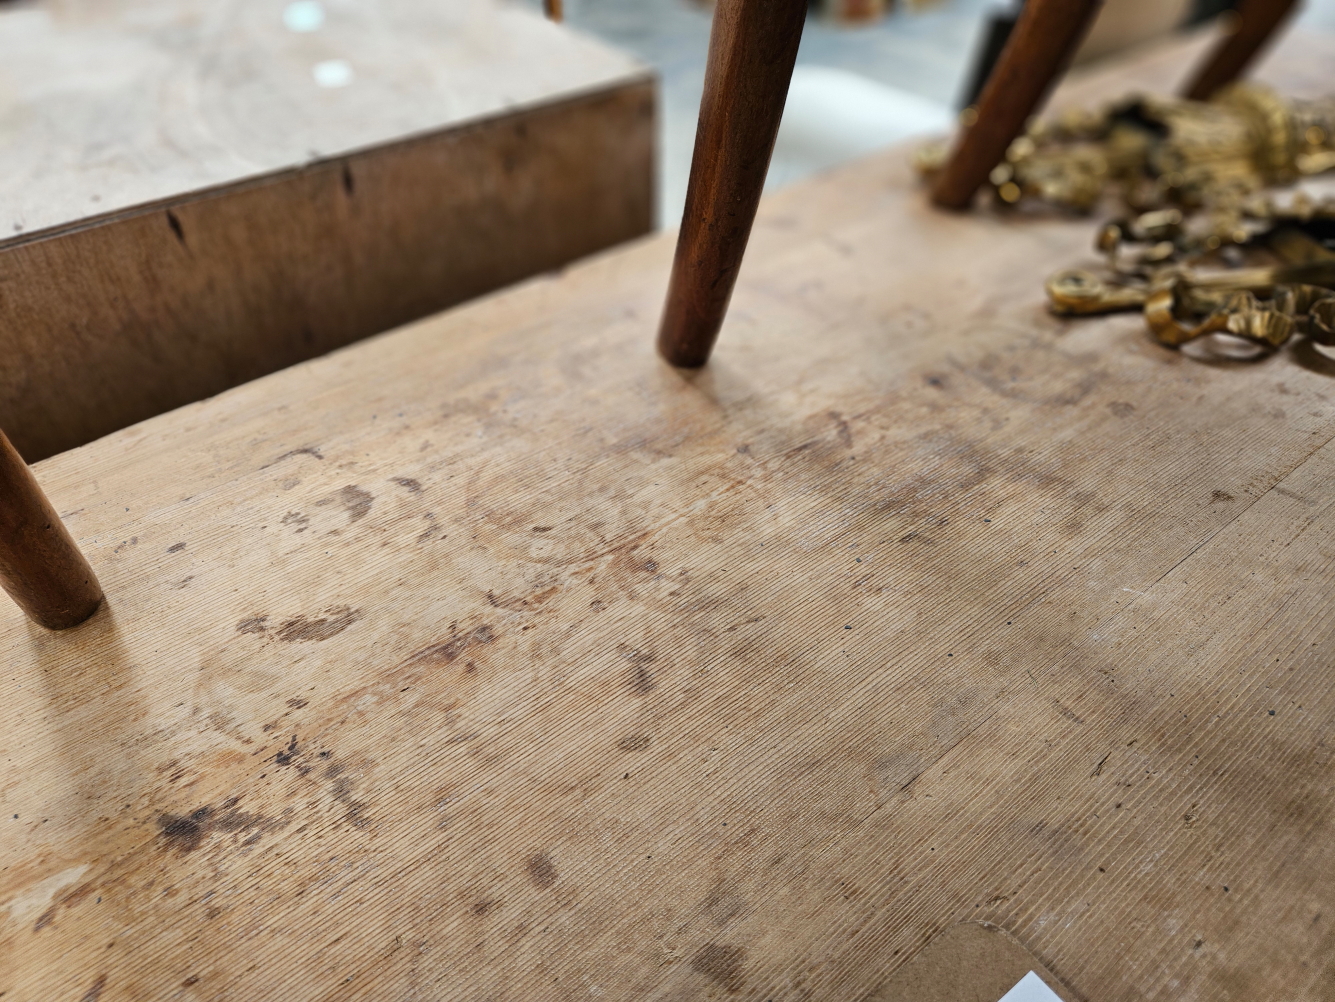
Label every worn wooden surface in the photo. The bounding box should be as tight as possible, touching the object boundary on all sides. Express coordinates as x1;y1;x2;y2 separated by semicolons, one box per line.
3;28;1335;1002
0;0;653;461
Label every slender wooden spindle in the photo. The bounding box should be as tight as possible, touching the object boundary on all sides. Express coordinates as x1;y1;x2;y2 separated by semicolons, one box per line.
1182;0;1299;101
931;0;1103;210
657;0;808;368
543;0;563;22
0;429;102;629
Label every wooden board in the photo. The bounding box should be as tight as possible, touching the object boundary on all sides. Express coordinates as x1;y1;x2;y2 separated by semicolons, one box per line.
3;26;1334;1002
0;0;653;461
869;922;1074;1002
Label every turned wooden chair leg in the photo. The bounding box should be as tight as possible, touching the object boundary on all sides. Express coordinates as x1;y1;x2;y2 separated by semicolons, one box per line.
0;429;102;629
657;0;808;368
1182;0;1299;101
931;0;1103;211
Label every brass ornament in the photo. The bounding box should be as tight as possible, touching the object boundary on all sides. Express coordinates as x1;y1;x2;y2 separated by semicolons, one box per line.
920;84;1335;356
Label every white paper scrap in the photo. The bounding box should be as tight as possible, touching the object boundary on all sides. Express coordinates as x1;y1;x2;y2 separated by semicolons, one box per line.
996;970;1064;1002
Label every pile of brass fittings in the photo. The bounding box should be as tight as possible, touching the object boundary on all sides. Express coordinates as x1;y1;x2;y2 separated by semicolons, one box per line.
922;84;1335;355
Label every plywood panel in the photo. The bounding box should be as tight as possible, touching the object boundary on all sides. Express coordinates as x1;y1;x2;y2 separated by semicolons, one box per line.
1;27;1332;1002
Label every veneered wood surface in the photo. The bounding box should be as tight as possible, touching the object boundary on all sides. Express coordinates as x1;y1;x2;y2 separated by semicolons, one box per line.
0;0;653;462
3;29;1335;1002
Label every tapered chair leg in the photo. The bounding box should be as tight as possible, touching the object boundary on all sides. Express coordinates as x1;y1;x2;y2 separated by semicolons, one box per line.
1182;0;1299;101
657;0;808;368
543;0;563;22
0;429;102;629
931;0;1103;211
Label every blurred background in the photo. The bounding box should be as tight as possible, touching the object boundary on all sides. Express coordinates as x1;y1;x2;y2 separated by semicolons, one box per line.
518;0;1335;226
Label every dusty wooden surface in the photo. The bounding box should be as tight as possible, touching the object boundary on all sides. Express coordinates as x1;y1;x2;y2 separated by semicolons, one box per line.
3;28;1334;1002
0;0;653;461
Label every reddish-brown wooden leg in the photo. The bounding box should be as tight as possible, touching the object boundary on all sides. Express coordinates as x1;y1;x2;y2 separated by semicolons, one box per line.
543;0;563;23
657;0;807;368
1182;0;1299;101
931;0;1103;211
0;429;102;629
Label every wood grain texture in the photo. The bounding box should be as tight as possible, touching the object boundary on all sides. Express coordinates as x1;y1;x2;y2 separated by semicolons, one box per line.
868;922;1074;1002
0;429;101;630
657;0;807;367
1182;0;1301;101
931;0;1103;211
2;29;1335;1002
0;0;653;462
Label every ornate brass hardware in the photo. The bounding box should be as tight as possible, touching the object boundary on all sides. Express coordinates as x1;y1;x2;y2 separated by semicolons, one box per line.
921;83;1335;356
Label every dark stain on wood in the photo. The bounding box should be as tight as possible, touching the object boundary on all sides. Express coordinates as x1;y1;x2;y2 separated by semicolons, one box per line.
340;485;375;522
526;851;558;889
157;807;214;852
235;615;268;634
617;734;651;751
391;476;423;493
619;645;657;694
156;800;290;853
691;943;746;992
79;975;107;1002
274;736;299;766
276;606;361;643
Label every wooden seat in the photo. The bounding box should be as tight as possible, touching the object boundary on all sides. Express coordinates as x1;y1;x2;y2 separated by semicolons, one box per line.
2;28;1332;1001
0;0;652;464
0;0;653;630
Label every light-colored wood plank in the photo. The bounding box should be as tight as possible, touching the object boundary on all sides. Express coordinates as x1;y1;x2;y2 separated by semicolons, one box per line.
0;0;640;237
2;27;1334;1002
0;0;653;461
